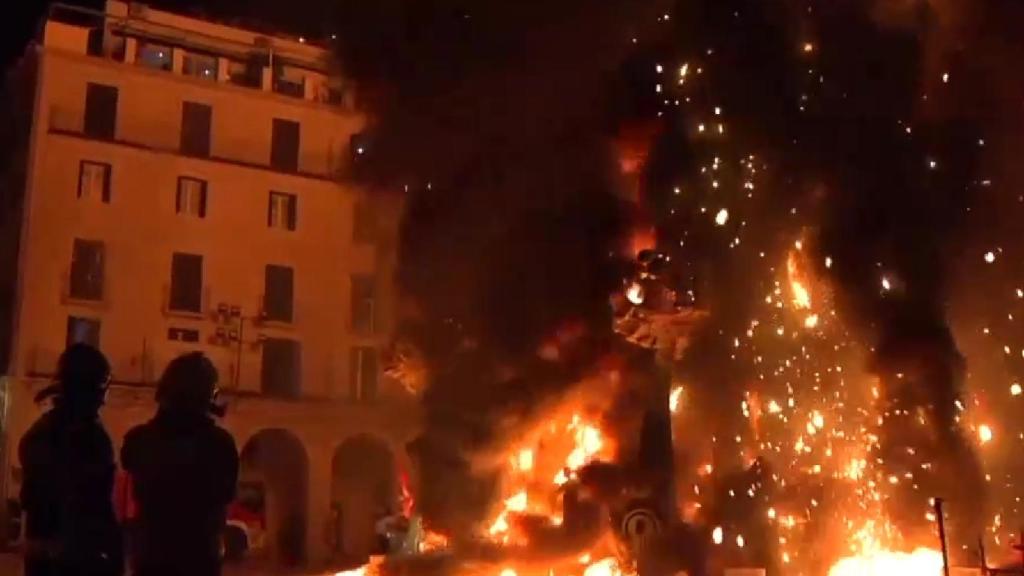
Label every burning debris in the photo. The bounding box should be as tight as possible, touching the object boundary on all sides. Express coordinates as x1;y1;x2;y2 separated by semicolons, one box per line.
326;0;1024;574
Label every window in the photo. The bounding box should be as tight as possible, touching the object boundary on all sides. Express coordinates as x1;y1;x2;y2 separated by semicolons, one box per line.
66;317;100;348
176;177;207;218
263;265;294;322
84;83;118;140
268;192;297;231
272;65;305;98
261;338;301;399
180;102;212;157
226;58;263;88
136;41;172;71
349;346;378;402
69;239;105;301
78;161;111;202
167;327;200;343
183;53;217;80
270;119;300;172
169;253;203;313
351;275;376;334
353;200;376;244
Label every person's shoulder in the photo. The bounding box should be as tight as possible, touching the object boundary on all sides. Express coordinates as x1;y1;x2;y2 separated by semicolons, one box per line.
201;424;237;460
209;424;236;448
18;412;52;454
122;419;158;447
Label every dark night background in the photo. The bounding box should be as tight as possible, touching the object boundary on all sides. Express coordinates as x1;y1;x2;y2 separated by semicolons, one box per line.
2;0;345;70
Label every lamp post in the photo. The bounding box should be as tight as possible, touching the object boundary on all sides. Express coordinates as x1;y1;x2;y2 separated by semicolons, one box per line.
214;303;255;389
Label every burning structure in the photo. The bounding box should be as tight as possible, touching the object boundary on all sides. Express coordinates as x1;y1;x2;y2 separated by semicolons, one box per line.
329;0;1024;575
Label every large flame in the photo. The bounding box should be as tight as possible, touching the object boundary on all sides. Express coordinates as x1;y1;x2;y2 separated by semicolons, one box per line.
488;406;615;544
828;548;944;576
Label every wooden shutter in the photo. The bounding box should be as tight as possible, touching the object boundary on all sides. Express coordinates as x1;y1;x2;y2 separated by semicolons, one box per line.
261;338;301;398
84;83;118;140
170;253;203;312
180;102;212;157
286;194;297;231
264;265;294;322
270;119;300;172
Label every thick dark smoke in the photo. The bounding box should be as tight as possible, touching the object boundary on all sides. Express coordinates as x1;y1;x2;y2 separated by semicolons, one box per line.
330;0;669;535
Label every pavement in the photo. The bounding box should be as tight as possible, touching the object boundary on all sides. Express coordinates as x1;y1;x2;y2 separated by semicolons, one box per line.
0;553;324;575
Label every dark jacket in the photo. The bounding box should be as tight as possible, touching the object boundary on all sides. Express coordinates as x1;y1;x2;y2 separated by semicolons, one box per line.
121;409;238;576
19;407;123;576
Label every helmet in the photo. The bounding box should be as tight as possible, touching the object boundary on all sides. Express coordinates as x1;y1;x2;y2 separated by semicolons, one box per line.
156;352;218;415
36;344;111;411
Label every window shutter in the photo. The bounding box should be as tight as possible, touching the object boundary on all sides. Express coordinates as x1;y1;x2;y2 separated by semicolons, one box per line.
175;180;182;213
101;165;111;203
267;193;274;227
286;195;297;231
84;83;118;140
199;184;207;218
170;253;203;312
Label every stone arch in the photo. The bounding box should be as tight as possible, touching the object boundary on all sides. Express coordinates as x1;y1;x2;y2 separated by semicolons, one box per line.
239;428;309;566
329;434;398;562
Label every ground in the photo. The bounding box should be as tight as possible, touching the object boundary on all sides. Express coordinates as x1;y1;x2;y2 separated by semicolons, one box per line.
0;553;327;575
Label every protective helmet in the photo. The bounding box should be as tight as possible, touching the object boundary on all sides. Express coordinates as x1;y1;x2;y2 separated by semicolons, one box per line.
36;343;111;410
156;352;218;415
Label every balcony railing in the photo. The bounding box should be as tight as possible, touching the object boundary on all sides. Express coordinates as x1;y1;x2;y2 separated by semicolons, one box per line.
44;3;350;110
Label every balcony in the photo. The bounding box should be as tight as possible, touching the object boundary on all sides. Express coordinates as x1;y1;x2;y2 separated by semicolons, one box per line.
43;3;351;111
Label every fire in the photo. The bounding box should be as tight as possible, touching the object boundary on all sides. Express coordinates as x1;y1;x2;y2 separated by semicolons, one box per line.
669;386;684;413
626;282;645;305
582;558;624;576
787;250;812;310
828;548;944;576
334;567;368;576
333;557;382;576
979;424;994;444
488;405;615;544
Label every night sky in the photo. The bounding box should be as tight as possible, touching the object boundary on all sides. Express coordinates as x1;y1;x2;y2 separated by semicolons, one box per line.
1;0;339;69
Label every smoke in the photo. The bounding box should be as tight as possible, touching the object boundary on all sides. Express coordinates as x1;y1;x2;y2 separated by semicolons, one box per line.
330;0;669;535
631;0;1024;558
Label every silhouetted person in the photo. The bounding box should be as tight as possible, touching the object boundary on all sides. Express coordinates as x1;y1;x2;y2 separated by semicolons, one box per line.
20;344;123;576
121;353;238;576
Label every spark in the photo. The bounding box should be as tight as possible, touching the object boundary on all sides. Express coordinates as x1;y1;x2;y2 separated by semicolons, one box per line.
979;425;994;445
670;386;685;413
626;282;645;305
712;526;724;545
715;208;730;226
1011;383;1022;397
984;251;996;263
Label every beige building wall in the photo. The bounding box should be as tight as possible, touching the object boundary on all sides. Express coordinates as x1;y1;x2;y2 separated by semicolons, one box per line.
3;2;416;568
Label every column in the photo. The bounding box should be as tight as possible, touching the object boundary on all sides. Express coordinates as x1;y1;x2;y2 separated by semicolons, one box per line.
123;37;137;64
306;443;334;567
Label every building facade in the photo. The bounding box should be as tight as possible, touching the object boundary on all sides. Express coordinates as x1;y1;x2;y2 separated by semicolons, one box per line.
0;1;416;568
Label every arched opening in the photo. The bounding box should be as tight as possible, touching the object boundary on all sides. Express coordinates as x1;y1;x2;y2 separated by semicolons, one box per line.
330;434;397;562
239;429;308;566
